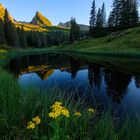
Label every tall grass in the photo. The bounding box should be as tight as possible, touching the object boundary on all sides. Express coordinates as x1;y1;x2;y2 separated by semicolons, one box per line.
0;68;140;140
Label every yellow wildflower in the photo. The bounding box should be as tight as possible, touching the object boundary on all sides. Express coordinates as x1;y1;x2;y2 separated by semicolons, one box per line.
49;102;70;119
51;104;63;112
61;107;69;117
74;112;81;117
27;121;35;129
32;116;41;125
54;101;62;106
87;108;95;113
49;111;61;119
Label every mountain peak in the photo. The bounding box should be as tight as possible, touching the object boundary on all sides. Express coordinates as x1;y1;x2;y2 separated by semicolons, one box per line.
36;11;41;16
31;11;52;26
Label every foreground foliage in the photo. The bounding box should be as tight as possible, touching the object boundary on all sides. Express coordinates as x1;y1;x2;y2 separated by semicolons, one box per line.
0;69;140;140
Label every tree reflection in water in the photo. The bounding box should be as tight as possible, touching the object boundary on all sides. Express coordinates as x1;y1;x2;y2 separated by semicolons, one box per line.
7;53;140;117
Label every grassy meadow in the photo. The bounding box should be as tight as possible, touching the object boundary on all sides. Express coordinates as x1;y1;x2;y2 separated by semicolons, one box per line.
58;26;140;58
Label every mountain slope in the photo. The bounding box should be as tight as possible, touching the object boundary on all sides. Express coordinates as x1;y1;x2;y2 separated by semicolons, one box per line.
67;27;140;54
31;11;52;27
0;3;14;22
0;3;5;20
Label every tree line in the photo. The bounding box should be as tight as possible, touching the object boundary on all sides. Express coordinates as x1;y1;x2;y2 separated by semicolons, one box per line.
0;9;70;48
89;0;139;37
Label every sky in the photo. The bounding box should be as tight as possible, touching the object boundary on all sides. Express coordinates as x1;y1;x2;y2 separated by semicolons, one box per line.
0;0;139;25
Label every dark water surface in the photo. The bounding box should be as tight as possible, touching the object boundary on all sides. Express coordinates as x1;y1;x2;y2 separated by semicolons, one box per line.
7;53;140;117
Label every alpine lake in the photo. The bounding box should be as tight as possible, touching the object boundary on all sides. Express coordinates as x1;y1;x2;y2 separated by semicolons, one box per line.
6;52;140;119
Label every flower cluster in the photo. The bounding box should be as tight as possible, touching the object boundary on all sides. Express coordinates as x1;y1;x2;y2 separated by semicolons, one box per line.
27;116;41;129
27;121;35;129
26;102;96;130
49;102;69;119
87;108;95;113
74;111;81;117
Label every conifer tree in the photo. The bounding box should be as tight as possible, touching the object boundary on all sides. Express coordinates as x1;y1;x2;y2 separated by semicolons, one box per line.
119;0;129;28
101;2;106;27
41;33;47;47
4;9;19;47
35;32;41;48
108;11;115;28
0;20;6;44
96;8;102;28
17;26;27;48
95;3;106;28
108;0;139;29
129;0;139;27
108;0;120;28
69;17;80;43
89;0;96;29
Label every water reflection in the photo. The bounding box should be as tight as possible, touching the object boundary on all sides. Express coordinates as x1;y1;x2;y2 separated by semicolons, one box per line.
105;70;131;104
7;53;140;115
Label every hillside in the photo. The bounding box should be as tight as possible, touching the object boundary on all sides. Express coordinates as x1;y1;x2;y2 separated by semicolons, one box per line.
0;3;14;22
15;22;49;32
62;27;140;56
0;3;5;20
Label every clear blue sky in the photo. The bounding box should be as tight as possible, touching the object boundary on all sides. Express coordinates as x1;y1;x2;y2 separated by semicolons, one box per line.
0;0;139;25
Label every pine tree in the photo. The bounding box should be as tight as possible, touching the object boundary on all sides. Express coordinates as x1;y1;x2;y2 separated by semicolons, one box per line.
119;0;139;28
17;26;27;48
108;11;115;28
129;0;139;27
95;3;106;29
0;20;6;44
89;0;96;36
101;2;106;27
108;0;139;29
41;33;47;47
108;0;120;28
89;0;96;29
69;17;80;43
35;33;41;48
119;0;129;28
96;8;102;28
4;9;19;47
27;31;33;47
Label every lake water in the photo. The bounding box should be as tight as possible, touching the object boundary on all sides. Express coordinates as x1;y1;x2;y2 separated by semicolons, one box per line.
7;53;140;118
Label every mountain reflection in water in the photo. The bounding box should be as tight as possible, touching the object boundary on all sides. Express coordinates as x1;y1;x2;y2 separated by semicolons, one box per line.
7;53;140;116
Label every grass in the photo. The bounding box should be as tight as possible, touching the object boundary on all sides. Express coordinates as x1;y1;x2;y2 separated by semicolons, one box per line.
57;26;140;58
0;68;140;140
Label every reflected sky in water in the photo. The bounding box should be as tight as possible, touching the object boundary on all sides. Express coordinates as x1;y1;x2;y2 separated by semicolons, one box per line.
7;53;140;117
